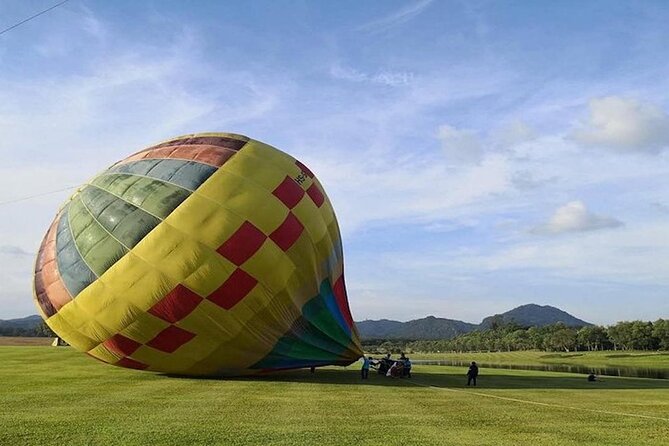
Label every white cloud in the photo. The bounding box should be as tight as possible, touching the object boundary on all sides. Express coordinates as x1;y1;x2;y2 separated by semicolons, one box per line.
533;201;623;234
455;220;669;285
571;96;669;153
437;124;484;164
380;218;669;290
312;152;511;235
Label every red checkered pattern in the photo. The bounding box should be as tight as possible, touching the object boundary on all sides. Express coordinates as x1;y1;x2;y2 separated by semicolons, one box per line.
306;183;324;207
208;268;258;310
270;212;304;251
104;334;141;356
217;221;267;266
149;284;203;323
273;176;304;209
146;325;197;353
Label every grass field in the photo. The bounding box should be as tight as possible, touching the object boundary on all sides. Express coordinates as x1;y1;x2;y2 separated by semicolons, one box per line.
1;346;667;445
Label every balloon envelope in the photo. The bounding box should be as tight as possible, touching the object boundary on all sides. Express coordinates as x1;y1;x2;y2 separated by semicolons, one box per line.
33;133;362;375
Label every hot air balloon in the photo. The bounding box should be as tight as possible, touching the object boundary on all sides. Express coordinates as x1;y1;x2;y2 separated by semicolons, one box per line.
33;133;363;375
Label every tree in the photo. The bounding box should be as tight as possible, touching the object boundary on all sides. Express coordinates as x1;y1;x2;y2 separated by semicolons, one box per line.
545;324;577;352
653;319;669;350
629;321;657;350
577;326;610;351
526;326;544;350
607;322;634;350
34;321;55;337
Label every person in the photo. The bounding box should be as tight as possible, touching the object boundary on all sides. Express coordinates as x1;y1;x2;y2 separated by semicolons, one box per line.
378;353;392;375
587;373;597;382
395;361;405;378
467;361;479;386
387;360;399;377
361;356;371;379
403;357;412;378
310;366;315;374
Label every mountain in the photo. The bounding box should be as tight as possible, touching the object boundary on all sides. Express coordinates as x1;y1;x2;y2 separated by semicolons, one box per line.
479;304;591;329
0;314;44;336
357;316;477;340
0;314;42;329
355;319;404;339
356;304;591;340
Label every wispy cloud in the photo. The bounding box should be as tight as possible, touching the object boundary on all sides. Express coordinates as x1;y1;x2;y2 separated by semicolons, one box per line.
357;0;434;33
436;124;484;165
493;121;537;149
330;64;414;86
0;6;285;317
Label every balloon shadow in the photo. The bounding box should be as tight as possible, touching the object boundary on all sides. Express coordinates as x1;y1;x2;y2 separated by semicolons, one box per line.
162;366;669;390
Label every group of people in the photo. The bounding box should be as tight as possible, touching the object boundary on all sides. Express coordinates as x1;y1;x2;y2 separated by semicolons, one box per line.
360;355;480;386
359;357;601;385
361;353;412;379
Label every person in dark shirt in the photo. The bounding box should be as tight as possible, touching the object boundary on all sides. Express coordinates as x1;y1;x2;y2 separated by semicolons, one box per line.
403;357;412;378
467;361;479;386
378;353;392;375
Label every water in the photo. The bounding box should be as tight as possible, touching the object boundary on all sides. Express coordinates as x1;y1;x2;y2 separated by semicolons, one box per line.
412;359;668;379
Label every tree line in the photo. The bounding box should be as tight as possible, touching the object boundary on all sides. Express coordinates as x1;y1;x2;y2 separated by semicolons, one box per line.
3;318;669;353
0;321;55;338
363;319;669;354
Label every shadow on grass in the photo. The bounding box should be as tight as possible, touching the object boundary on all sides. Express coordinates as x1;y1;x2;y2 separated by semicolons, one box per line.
163;367;669;390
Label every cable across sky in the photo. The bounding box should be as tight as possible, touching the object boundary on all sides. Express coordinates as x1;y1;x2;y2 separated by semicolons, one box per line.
0;0;70;37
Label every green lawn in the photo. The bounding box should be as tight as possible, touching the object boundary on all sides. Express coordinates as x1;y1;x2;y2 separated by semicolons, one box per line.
1;346;667;445
410;350;669;368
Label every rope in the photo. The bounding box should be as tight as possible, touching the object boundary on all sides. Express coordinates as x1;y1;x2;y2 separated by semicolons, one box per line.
408;379;669;422
0;0;70;37
0;186;78;207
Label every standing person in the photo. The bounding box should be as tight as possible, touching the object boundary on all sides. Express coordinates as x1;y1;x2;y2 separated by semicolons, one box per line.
467;361;479;386
361;356;371;379
404;357;412;378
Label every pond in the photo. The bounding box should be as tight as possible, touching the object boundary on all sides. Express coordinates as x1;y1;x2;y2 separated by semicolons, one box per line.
412;359;668;379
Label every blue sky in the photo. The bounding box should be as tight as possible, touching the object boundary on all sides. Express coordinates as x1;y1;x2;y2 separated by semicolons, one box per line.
1;0;668;324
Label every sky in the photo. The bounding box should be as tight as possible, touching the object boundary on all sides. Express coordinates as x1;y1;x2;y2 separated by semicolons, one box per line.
0;0;668;325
